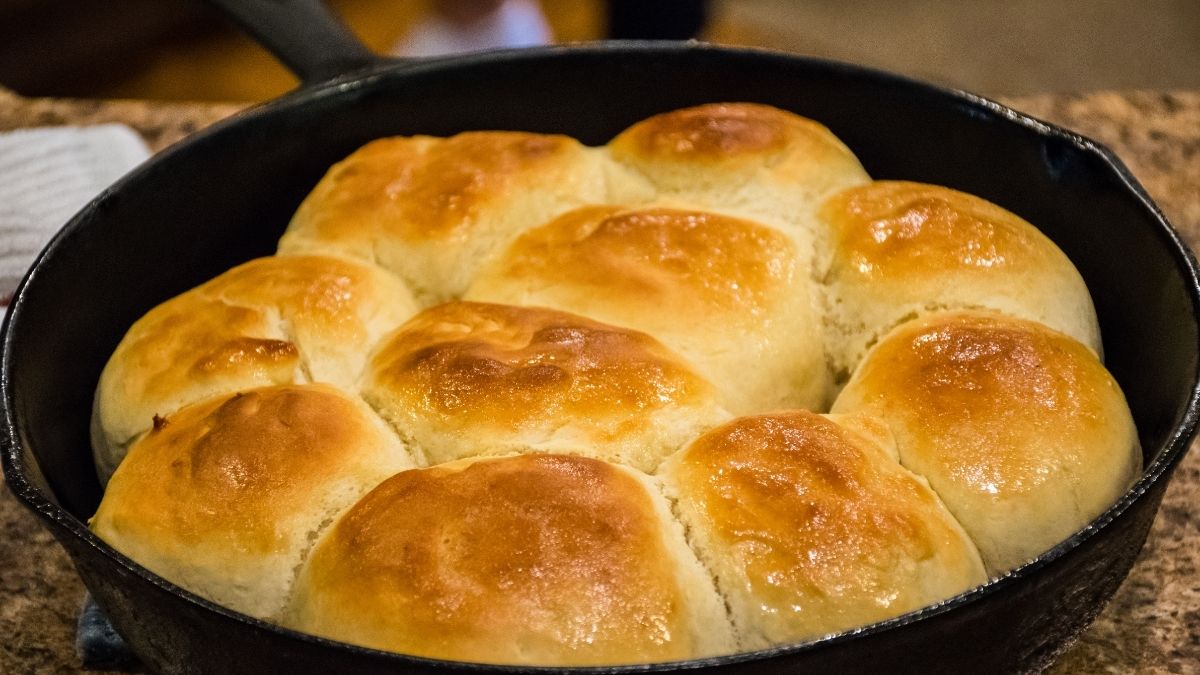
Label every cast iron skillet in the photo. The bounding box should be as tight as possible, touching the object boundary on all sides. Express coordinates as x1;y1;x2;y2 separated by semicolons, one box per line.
4;1;1199;673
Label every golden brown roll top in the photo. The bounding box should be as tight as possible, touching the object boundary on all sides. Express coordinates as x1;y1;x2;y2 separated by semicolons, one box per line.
821;181;1101;375
608;102;870;248
831;311;1140;575
362;301;726;471
466;205;830;412
87;103;1140;665
90;384;415;619
91;255;417;480
286;453;735;666
659;410;986;648
279;131;614;304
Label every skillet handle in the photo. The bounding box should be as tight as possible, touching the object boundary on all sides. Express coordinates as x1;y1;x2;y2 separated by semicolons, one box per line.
203;0;387;85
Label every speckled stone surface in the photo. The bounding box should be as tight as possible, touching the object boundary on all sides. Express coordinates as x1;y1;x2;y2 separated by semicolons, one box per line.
0;88;1196;674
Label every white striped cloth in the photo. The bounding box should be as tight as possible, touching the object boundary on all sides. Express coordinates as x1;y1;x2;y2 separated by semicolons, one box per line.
0;124;149;302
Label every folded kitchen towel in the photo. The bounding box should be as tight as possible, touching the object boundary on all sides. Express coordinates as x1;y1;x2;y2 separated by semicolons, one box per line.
0;124;150;304
0;124;149;667
76;594;138;671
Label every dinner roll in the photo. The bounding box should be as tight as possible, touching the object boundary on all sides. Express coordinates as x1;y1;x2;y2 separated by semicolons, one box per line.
659;410;985;648
279;131;619;304
466;205;830;412
831;311;1140;575
87;102;1142;665
90;384;414;619
286;453;735;665
362;301;726;470
91;255;417;480
821;181;1101;376
608;102;870;250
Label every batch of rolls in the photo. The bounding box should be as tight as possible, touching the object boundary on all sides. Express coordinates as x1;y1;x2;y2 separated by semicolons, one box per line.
89;103;1141;666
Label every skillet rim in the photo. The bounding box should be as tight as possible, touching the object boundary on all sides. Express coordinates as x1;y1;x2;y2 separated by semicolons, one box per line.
2;41;1199;673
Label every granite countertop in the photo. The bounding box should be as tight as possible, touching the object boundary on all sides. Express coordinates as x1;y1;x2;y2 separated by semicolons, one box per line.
0;87;1197;674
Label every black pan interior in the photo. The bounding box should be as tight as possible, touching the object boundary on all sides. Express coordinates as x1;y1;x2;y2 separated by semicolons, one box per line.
2;46;1198;673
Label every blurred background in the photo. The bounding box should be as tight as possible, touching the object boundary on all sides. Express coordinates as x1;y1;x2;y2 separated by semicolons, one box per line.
2;0;1199;102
